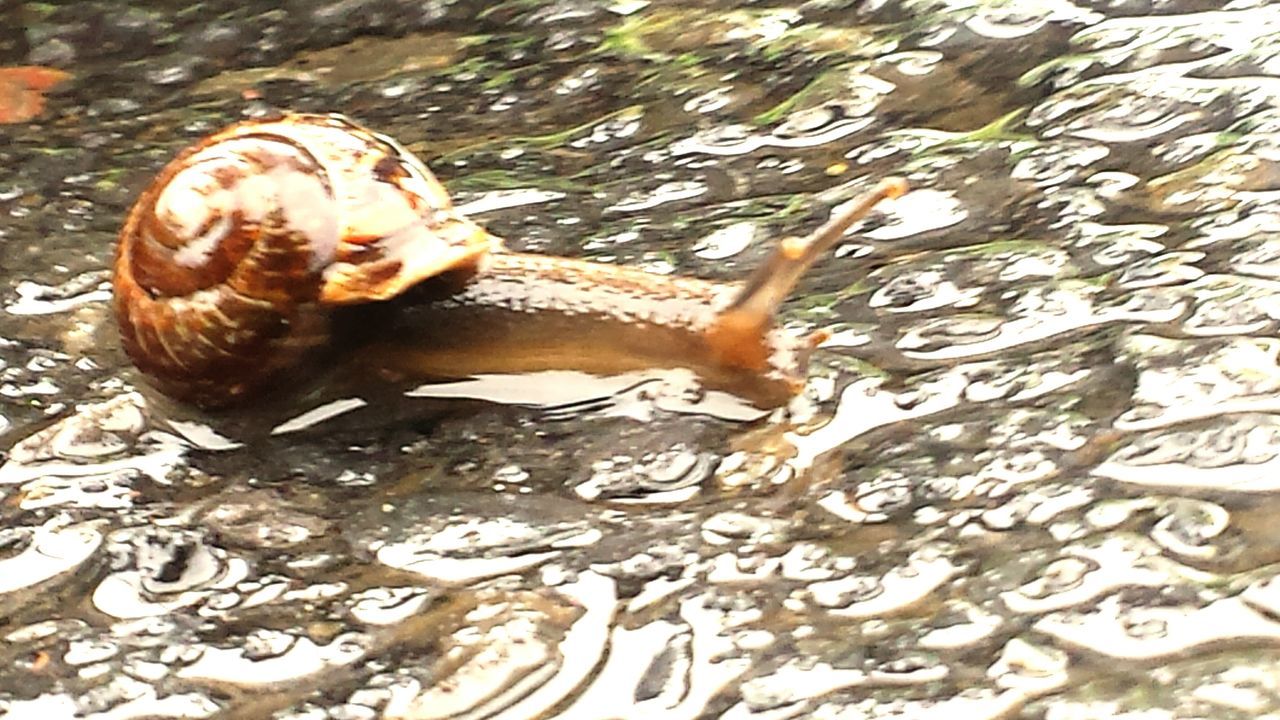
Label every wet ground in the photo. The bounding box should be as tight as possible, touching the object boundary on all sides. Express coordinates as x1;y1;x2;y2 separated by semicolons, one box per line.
4;0;1280;718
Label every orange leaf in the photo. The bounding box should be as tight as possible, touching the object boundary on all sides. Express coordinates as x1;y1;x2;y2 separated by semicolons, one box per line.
0;65;72;124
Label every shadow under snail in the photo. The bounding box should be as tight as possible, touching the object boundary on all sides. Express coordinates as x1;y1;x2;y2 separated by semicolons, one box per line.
112;113;905;409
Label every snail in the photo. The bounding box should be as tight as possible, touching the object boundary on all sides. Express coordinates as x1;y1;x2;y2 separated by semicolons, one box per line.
113;113;905;408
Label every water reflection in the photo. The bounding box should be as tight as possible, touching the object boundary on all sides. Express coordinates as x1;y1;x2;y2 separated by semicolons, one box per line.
5;0;1280;718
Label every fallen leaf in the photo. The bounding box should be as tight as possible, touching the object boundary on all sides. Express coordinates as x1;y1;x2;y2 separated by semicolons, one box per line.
0;65;72;124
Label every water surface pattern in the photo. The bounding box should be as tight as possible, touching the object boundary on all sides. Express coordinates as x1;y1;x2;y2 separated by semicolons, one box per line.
3;1;1280;718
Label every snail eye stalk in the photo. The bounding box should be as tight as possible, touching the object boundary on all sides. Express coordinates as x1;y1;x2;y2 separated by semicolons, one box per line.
704;178;908;372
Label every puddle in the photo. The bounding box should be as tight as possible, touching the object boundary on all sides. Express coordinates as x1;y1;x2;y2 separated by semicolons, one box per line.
4;1;1280;718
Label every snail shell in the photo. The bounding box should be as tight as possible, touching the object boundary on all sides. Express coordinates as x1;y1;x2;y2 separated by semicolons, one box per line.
112;113;493;406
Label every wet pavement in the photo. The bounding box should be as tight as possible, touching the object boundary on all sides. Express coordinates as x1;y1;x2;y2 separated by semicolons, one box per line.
4;0;1280;718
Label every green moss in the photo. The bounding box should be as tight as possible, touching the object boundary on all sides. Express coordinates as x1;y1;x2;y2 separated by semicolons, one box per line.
481;69;518;90
822;354;890;379
600;13;672;58
752;82;812;126
750;65;855;126
93;167;129;190
447;169;589;193
440;105;649;162
24;2;59;18
476;0;547;21
602;7;848;64
446;55;497;80
961;108;1029;142
1018;54;1102;88
674;52;704;68
762;23;886;63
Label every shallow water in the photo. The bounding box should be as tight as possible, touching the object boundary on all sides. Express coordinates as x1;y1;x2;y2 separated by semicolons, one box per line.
4;1;1280;718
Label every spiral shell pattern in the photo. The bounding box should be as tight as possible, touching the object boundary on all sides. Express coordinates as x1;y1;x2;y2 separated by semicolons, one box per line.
113;114;491;406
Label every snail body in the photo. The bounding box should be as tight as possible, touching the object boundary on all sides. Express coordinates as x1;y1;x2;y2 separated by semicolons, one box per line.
113;113;904;408
364;251;806;407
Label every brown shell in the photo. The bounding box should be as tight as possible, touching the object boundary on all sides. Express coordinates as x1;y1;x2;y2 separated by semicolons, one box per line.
112;113;493;406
